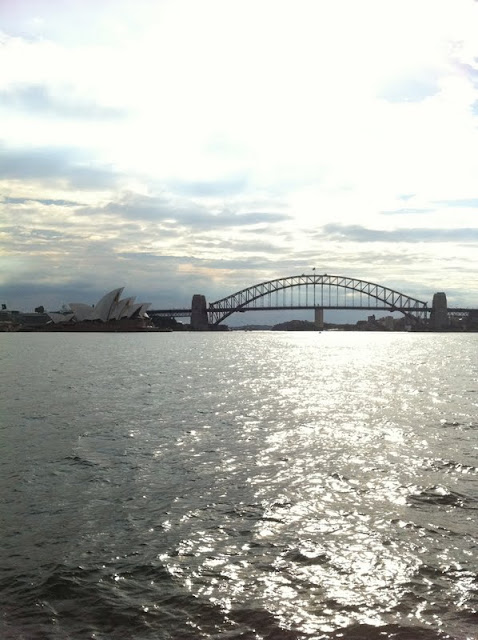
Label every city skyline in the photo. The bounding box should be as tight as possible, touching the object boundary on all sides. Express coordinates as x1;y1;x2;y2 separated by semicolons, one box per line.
1;0;478;314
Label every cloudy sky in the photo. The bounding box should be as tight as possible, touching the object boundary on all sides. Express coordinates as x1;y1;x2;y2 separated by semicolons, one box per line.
1;0;478;320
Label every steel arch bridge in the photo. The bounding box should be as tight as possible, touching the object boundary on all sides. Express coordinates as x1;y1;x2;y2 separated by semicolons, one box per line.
207;274;430;325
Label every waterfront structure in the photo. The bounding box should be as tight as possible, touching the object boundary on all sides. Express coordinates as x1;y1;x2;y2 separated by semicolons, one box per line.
46;288;152;331
151;274;431;328
149;274;478;331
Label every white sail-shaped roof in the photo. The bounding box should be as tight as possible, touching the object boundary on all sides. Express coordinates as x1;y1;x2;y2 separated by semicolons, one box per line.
91;287;124;321
125;302;151;319
124;302;142;318
52;287;151;326
48;312;75;324
69;302;95;322
110;296;135;320
120;297;137;318
137;303;151;317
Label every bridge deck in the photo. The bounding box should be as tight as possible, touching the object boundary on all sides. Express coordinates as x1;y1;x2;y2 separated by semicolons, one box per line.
149;305;477;318
150;305;434;317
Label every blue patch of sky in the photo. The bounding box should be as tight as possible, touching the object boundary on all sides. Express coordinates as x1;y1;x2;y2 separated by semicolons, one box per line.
377;73;440;104
381;208;433;215
169;176;249;197
433;198;478;208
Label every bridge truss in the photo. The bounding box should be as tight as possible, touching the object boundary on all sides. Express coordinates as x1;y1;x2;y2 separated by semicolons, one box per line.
208;274;430;325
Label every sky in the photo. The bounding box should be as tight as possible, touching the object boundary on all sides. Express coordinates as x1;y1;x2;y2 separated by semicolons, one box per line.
1;0;478;323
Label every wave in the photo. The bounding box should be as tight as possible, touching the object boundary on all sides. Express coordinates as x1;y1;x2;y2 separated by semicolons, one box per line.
407;485;478;509
423;458;478;475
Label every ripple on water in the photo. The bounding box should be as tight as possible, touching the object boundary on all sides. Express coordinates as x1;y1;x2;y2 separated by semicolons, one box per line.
1;332;478;639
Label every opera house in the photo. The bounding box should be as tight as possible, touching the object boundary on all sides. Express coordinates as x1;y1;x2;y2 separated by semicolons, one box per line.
46;287;153;331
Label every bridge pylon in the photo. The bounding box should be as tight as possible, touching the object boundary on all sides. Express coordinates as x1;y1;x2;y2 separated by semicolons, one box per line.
430;292;449;330
191;294;209;330
314;307;324;330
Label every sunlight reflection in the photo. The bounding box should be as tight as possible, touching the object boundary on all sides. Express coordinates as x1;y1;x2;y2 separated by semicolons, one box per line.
156;334;478;637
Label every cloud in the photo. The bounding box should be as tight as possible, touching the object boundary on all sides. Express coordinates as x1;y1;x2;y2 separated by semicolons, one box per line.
3;196;83;207
322;224;478;243
94;192;291;228
454;61;478;86
0;144;118;189
0;281;98;312
0;83;128;119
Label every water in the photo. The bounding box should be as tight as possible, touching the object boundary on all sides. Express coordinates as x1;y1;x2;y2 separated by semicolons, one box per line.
1;331;477;639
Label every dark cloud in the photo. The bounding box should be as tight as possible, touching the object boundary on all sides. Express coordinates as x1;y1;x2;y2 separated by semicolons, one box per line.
207;257;282;270
0;280;102;312
212;211;290;227
3;196;83;206
115;253;188;262
0;84;128;119
230;239;289;253
0;224;79;245
322;224;478;243
193;238;285;254
29;228;70;240
0;144;118;189
0;249;197;309
117;253;280;270
94;192;290;228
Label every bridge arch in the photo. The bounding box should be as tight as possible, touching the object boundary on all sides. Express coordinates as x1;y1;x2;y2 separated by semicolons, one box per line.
208;274;429;325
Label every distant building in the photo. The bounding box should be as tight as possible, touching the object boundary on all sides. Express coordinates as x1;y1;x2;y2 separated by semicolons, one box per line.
0;308;49;331
381;316;394;330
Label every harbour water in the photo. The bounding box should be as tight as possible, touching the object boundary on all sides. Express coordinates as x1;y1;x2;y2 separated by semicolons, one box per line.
1;331;477;639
